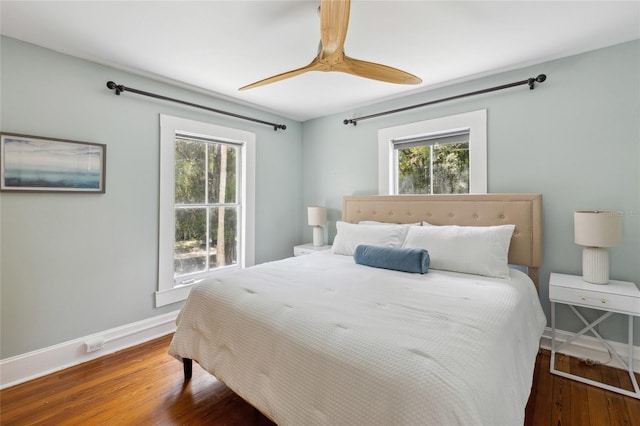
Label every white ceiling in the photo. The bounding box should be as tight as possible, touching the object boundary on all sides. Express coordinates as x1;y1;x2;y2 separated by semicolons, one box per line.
1;1;638;122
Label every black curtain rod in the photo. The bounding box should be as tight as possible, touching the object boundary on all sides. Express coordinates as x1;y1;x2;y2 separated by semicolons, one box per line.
106;81;287;131
343;74;547;126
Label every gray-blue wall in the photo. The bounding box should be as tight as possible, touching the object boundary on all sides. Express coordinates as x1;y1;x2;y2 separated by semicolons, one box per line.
1;36;638;359
301;40;640;344
0;37;303;358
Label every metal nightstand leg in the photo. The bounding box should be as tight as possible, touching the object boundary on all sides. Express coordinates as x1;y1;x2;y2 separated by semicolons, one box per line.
628;316;640;396
550;301;556;372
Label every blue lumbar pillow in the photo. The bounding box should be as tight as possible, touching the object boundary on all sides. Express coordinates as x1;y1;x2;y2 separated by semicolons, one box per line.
354;244;429;274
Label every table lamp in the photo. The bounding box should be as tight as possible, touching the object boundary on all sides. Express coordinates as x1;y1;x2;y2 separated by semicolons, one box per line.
574;210;622;284
308;206;327;247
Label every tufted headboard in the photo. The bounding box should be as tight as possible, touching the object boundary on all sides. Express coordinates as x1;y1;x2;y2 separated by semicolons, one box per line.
342;194;543;290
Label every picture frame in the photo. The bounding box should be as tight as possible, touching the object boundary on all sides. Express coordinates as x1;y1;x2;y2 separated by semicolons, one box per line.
0;133;106;193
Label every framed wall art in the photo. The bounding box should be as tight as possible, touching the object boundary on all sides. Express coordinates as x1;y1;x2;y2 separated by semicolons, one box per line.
0;133;106;193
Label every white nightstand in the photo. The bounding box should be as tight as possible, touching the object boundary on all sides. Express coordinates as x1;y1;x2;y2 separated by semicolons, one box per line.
293;243;332;256
549;272;640;399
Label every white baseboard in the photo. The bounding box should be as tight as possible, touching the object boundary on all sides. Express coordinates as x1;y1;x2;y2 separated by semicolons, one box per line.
540;327;640;373
3;319;637;389
0;310;179;389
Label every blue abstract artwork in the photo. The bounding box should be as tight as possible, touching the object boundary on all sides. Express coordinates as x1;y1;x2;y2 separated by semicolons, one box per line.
1;134;105;192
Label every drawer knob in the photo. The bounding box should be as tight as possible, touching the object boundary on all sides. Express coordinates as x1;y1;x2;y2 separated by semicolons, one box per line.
581;296;587;301
601;299;606;304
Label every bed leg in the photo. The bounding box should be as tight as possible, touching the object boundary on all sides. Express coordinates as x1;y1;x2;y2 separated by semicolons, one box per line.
183;358;193;380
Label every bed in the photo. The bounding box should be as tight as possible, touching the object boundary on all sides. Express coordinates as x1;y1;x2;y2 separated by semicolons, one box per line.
169;193;546;425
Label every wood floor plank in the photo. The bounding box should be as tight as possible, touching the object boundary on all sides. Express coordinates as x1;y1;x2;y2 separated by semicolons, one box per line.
565;355;591;426
527;350;553;426
620;370;640;426
600;364;633;426
2;337;640;426
524;349;541;425
551;353;572;425
573;356;612;426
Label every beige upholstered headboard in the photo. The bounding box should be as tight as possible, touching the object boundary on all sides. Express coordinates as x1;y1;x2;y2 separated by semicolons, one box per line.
342;194;543;290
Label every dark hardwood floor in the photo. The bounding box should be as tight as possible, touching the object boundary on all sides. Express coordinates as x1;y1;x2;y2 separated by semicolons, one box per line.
1;334;639;425
526;348;640;426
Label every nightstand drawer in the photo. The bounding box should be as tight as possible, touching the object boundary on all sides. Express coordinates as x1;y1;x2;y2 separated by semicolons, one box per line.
550;285;639;314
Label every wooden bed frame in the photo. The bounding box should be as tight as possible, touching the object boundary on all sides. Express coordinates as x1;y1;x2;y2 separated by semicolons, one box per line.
182;193;543;380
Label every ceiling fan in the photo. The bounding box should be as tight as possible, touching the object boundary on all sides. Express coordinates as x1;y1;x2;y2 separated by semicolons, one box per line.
239;0;422;91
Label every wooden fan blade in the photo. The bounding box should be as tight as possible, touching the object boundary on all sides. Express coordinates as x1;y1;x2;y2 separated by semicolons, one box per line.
239;0;421;89
319;0;350;60
239;59;323;91
339;55;422;85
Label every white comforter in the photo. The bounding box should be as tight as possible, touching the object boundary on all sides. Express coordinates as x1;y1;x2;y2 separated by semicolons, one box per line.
169;251;546;425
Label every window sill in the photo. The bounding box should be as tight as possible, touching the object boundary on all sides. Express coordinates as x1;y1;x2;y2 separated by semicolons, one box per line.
155;284;195;307
155;266;242;307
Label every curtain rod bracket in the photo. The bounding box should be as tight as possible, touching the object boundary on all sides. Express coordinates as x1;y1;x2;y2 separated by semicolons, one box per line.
344;73;547;126
105;81;286;131
528;74;547;90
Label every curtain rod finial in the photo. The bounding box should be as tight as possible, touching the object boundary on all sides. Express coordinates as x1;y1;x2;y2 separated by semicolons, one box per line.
528;74;547;90
106;81;124;95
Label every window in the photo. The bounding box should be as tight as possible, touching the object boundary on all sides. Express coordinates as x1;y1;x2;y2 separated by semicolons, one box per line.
157;115;255;307
394;130;470;194
378;109;487;194
174;137;239;276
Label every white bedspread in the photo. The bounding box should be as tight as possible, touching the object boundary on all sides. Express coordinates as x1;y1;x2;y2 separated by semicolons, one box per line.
169;251;546;425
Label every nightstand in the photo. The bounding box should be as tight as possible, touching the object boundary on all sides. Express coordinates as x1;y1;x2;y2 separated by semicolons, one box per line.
293;243;332;256
549;272;640;399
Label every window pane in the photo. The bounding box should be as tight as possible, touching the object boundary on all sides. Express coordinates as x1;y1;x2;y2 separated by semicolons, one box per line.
432;143;469;194
175;138;205;204
398;146;431;194
208;144;238;204
209;206;238;268
174;208;207;277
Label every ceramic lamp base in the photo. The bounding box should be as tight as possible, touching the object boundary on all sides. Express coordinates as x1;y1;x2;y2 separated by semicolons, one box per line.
582;246;609;284
312;226;325;247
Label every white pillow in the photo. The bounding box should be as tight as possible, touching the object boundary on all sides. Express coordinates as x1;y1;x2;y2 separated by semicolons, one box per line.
359;220;421;226
332;221;411;256
402;224;515;279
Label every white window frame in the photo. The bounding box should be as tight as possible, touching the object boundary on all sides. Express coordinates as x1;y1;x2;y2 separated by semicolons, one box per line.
378;109;487;195
156;115;255;307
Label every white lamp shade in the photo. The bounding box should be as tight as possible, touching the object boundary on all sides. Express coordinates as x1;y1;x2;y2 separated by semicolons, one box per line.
308;206;327;226
574;211;622;247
